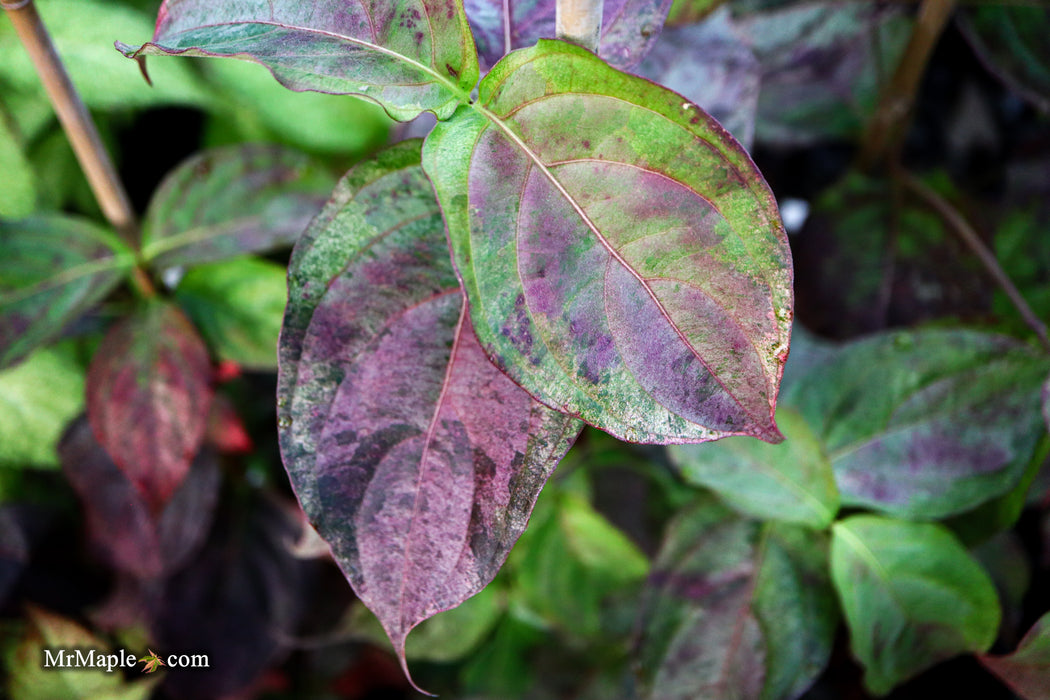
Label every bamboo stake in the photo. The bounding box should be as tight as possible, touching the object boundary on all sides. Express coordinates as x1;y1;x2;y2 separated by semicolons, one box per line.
3;0;154;296
556;0;602;53
858;0;957;170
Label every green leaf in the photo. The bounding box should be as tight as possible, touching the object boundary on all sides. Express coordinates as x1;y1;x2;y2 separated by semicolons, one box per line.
0;113;36;218
0;215;134;369
0;0;212;111
141;145;335;268
117;0;480;122
25;129;97;216
460;613;548;698
175;257;286;370
559;492;650;584
4;607;159;700
635;500;837;700
200;59;392;155
0;343;85;468
784;329;1050;519
831;515;1000;695
510;479;649;640
424;40;792;445
668;408;839;528
980;611;1050;700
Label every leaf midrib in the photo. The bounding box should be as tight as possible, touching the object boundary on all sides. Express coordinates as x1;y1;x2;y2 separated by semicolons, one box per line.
471;102;769;432
155;18;471;102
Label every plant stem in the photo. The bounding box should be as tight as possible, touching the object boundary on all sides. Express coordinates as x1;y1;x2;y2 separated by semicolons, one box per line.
900;170;1050;353
858;0;957;170
556;0;602;53
3;0;155;297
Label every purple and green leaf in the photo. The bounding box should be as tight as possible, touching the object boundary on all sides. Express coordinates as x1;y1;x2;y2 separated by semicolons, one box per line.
463;0;672;71
0;215;133;369
86;302;213;514
980;610;1050;700
668;408;839;529
635;499;837;700
735;2;911;147
424;40;792;445
959;6;1050;115
831;515;1000;695
783;329;1050;520
116;0;480;122
636;7;760;148
141;145;335;269
277;140;580;687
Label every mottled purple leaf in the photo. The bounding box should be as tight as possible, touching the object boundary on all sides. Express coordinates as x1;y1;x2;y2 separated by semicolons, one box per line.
141;145;335;269
959;6;1050;115
783;329;1050;519
635;499;836;700
116;0;479;122
0;215;133;369
831;516;1000;695
86;302;214;513
981;611;1050;699
735;2;911;147
464;0;672;71
277;140;580;685
636;7;759;148
58;416;221;579
424;41;792;445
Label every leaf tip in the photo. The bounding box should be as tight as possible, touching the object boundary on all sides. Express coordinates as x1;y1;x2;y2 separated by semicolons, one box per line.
748;410;784;444
391;635;437;697
114;41;153;85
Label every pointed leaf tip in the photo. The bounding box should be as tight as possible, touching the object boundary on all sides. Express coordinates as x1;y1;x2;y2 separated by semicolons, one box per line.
277;141;580;686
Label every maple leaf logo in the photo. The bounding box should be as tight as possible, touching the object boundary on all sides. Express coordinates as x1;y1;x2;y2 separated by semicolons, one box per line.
138;649;166;674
